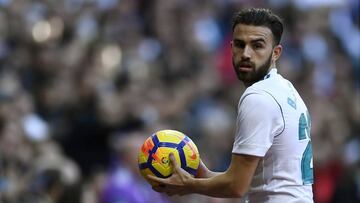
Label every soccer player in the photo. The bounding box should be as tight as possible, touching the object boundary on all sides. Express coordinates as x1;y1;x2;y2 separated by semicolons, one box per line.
148;8;314;203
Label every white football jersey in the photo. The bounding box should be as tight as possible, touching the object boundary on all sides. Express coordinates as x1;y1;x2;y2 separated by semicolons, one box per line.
232;68;314;203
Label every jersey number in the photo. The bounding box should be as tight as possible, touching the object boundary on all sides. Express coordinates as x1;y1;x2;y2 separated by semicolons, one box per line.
299;112;313;185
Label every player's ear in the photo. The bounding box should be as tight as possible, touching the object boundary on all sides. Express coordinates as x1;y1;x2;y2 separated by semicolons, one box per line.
272;44;282;62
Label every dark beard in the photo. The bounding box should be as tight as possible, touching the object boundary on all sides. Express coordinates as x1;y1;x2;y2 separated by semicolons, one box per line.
233;53;272;86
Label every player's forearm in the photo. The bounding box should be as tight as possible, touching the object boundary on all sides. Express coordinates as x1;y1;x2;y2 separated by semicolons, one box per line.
189;155;259;198
189;172;247;198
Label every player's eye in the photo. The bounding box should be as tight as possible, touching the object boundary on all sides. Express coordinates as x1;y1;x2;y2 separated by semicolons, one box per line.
234;40;245;49
253;43;264;49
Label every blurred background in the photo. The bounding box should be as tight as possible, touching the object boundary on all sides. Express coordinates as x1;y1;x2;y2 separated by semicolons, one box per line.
0;0;359;203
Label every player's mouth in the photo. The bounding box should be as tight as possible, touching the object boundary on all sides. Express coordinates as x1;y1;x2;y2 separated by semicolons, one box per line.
238;63;254;72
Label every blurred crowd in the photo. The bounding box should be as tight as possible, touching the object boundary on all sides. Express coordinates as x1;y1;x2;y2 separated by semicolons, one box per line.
0;0;359;203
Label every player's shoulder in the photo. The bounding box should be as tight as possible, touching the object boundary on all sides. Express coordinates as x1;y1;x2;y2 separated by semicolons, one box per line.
237;89;284;129
239;88;279;113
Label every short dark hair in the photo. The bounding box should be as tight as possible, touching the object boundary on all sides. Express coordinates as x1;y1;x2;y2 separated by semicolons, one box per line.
232;8;283;45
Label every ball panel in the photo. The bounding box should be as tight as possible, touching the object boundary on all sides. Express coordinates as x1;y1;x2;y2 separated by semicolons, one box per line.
182;145;200;170
148;163;169;178
152;147;179;177
182;143;199;161
138;150;148;164
156;130;184;143
140;136;155;158
180;136;200;171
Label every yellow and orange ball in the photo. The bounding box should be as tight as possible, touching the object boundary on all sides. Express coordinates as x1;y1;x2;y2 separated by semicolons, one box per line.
138;130;200;182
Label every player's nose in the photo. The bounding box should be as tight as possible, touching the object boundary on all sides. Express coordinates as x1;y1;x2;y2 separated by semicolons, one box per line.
241;45;252;59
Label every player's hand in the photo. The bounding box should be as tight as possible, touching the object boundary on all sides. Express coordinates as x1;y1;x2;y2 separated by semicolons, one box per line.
147;153;194;196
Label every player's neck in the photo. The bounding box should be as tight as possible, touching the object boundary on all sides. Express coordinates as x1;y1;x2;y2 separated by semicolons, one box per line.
243;81;252;88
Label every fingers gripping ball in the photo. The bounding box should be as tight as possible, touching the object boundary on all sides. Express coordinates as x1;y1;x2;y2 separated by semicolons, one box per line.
138;130;200;183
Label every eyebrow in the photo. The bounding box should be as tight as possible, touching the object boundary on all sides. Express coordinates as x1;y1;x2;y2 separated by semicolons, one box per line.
251;39;266;43
233;38;266;43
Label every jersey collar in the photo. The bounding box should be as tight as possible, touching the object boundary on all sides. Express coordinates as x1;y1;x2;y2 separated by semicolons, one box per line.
264;68;277;80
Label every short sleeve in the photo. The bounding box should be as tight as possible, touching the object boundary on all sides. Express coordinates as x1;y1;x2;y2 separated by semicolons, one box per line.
232;92;284;157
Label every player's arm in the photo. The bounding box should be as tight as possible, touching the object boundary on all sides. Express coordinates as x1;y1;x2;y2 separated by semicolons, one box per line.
192;153;260;197
149;152;260;198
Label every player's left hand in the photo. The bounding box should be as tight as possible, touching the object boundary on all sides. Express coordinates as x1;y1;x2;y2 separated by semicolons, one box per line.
147;153;194;196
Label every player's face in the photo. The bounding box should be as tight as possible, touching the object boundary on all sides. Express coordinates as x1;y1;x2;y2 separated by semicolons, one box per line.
231;24;280;86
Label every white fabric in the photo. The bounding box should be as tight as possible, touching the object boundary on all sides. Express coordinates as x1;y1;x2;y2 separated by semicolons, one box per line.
232;68;314;203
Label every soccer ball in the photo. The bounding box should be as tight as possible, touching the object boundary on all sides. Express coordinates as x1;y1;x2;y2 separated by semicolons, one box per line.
138;130;200;182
